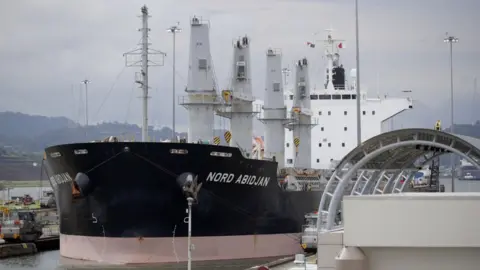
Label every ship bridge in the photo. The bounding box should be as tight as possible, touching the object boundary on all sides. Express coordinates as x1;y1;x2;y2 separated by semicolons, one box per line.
317;128;480;231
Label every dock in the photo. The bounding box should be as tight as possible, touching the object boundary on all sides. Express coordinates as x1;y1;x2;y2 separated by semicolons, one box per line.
0;209;59;259
0;236;59;259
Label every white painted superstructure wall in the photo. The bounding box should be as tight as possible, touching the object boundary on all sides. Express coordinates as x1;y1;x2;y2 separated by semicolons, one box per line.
284;92;411;169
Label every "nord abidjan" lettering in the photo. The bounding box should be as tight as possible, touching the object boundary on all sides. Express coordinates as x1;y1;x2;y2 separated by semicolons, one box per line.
206;172;270;187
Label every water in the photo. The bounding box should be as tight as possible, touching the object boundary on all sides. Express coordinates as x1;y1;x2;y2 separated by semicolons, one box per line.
1;251;59;270
0;251;276;269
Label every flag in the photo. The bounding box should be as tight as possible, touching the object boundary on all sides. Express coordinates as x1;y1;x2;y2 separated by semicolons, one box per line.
306;42;315;48
337;42;345;49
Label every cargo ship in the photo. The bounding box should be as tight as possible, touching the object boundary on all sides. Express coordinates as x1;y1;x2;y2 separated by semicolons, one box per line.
43;5;324;265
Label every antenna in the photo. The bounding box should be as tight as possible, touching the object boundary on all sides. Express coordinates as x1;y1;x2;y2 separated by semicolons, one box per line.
123;5;166;142
474;77;477;124
166;23;182;142
282;66;291;86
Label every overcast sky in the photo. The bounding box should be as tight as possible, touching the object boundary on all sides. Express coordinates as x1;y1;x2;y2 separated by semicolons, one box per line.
0;0;478;132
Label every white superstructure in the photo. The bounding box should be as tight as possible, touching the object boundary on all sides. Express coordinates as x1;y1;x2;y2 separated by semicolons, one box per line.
217;36;258;155
284;30;413;169
179;16;221;143
257;49;289;169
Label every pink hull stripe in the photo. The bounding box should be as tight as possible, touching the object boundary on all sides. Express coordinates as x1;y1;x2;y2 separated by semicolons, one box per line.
60;233;303;264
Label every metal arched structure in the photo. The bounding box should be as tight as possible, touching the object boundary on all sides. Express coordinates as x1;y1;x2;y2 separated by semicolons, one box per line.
317;128;480;231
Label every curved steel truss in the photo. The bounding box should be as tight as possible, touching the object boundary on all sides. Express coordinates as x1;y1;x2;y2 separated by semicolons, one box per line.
317;129;480;231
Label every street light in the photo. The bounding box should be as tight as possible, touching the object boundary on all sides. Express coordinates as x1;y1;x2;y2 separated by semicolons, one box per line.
354;0;362;146
80;79;91;127
166;24;182;142
444;33;458;192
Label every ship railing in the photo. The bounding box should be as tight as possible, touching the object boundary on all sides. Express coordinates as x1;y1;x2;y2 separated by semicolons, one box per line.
266;48;282;56
190;16;210;27
178;94;222;106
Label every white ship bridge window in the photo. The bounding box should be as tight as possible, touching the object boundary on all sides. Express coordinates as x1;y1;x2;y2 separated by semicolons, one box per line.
344;127;347;131
318;111;322;116
310;95;318;100
342;94;351;99
328;143;331;147
352;94;357;99
362;110;366;115
289;95;294;100
318;143;322;147
344;111;347;115
319;94;331;100
316;158;320;163
332;95;341;100
287;159;293;164
286;143;290;147
342;143;345;147
372;110;376;115
321;127;324;131
328;111;331;115
198;59;207;70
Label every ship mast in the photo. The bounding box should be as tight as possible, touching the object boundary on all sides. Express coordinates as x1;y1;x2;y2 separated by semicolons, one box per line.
317;29;345;91
123;5;166;142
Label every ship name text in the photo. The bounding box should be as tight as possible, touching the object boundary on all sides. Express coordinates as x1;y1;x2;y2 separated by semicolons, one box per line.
206;172;270;187
49;172;73;188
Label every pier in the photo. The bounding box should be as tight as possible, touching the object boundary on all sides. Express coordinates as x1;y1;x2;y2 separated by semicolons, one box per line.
0;208;59;259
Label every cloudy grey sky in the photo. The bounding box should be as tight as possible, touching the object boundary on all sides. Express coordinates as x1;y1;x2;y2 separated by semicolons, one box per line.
0;0;478;132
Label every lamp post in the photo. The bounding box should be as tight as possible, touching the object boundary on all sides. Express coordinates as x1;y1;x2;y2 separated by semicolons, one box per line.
354;0;361;146
166;24;182;142
444;33;458;192
80;79;90;127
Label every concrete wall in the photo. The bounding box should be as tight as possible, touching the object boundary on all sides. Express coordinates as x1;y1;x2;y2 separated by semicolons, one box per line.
343;193;480;247
363;247;480;270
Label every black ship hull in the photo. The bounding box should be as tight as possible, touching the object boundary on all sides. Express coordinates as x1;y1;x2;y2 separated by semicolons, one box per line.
44;142;321;264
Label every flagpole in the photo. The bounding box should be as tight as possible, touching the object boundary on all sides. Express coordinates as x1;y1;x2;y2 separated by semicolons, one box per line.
354;0;362;146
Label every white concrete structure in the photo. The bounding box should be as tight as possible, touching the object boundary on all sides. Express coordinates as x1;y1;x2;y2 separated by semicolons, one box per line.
318;128;480;231
179;16;221;143
257;48;289;168
316;193;480;270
